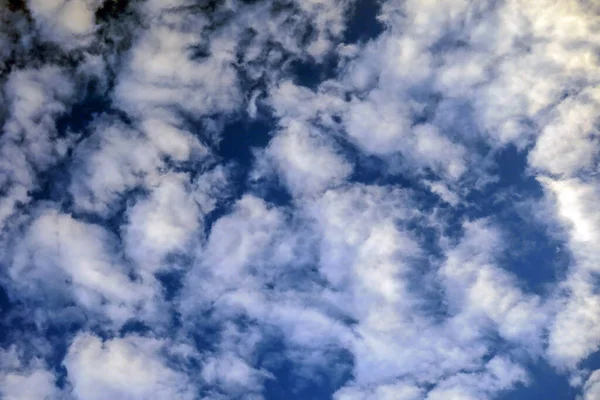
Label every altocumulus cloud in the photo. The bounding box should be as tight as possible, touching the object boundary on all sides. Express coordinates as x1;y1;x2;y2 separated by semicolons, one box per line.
0;0;599;399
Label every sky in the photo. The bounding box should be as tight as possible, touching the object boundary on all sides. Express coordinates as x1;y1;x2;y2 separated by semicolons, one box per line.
0;0;599;399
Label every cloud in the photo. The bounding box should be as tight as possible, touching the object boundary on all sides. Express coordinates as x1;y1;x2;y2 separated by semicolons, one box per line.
265;120;352;197
63;333;196;400
334;381;424;400
0;66;75;228
9;208;158;327
201;351;270;395
68;114;209;217
439;220;547;347
0;369;59;400
581;370;600;400
180;194;306;312
309;186;534;397
0;346;60;400
123;172;201;273
28;0;100;48
426;356;528;400
0;0;599;398
424;181;461;206
113;13;241;119
541;178;600;369
529;90;600;177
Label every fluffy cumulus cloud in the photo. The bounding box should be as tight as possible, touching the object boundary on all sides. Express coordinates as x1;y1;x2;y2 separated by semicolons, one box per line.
582;370;600;400
9;208;159;327
63;333;195;400
28;0;101;48
0;0;599;399
0;65;75;228
266;120;352;197
0;346;59;400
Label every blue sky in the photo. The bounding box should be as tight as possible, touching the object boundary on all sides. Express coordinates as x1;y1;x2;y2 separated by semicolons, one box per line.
0;0;599;399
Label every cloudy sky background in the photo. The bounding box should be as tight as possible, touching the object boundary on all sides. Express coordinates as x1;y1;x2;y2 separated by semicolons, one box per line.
0;0;599;398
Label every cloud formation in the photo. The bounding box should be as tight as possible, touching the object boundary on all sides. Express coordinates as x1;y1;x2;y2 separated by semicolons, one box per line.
0;0;599;399
64;333;196;400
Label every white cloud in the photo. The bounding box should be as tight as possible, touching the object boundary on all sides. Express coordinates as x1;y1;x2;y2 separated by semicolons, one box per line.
426;357;528;400
268;81;346;126
0;0;598;398
179;192;355;391
425;181;461;206
201;351;269;394
240;184;540;399
266;120;352;197
0;346;61;400
114;0;353;126
181;194;302;309
344;90;413;155
113;17;241;119
334;0;600;178
68;118;166;216
335;382;424;400
311;186;532;397
10;208;157;326
28;0;100;48
0;369;59;400
342;90;468;180
140;111;209;163
0;66;75;228
581;370;600;400
440;220;547;347
541;178;600;369
529;91;600;177
123;172;201;273
64;333;195;400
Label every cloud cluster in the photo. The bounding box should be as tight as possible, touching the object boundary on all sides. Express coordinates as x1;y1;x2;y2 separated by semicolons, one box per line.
0;346;59;400
0;0;599;399
0;66;75;228
64;333;196;400
28;0;101;48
